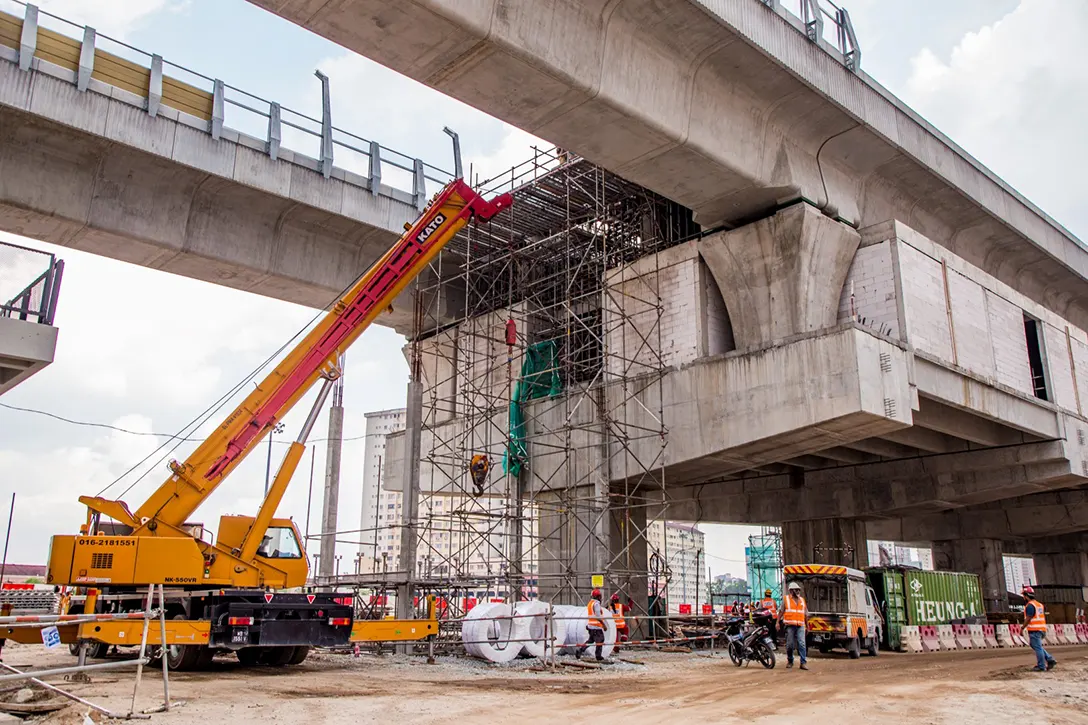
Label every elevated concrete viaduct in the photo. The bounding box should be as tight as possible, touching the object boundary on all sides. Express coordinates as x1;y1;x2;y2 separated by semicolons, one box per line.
252;0;1088;328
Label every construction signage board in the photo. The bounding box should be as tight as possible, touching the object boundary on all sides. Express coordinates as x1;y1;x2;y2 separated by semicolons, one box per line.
591;574;604;588
41;626;61;650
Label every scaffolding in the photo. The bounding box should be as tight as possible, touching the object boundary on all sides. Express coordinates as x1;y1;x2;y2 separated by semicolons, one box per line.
335;149;700;629
746;528;784;603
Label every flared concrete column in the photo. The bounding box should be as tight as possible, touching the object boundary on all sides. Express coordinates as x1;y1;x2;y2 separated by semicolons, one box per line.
535;486;609;605
1032;552;1088;586
698;202;860;351
781;518;869;568
932;538;1009;612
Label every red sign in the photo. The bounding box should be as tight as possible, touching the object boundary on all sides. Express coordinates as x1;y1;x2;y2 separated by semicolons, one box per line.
436;597;449;610
463;598;477;612
306;594;316;604
369;595;387;606
678;603;692;615
702;604;713;615
264;593;274;604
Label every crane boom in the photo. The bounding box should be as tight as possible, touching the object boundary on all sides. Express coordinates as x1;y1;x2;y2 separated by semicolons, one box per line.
80;179;512;531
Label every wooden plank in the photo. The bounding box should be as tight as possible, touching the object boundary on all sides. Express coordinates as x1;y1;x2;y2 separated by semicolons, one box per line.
92;50;151;97
0;700;68;715
35;28;81;72
163;77;213;120
0;11;20;49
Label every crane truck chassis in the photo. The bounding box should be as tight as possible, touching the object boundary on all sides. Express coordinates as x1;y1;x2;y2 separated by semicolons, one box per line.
31;179;512;669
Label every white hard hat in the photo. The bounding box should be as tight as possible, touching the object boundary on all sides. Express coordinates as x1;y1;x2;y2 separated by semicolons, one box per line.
788;582;802;591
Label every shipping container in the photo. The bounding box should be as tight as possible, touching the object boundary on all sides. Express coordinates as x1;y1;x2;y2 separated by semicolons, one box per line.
867;568;985;650
1030;585;1088;607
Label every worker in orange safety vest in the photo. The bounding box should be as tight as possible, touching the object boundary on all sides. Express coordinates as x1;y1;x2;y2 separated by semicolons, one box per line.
758;588;779;646
577;589;607;662
780;582;808;670
610;593;629;647
1022;586;1056;672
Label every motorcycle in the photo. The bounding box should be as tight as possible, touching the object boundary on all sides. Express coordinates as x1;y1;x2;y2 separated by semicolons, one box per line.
723;612;776;669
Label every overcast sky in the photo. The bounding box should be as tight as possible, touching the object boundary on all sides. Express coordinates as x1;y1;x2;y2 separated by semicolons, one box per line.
0;0;1083;580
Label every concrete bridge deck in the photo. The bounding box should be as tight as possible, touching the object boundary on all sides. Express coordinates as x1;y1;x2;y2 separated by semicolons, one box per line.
0;5;454;331
251;0;1088;328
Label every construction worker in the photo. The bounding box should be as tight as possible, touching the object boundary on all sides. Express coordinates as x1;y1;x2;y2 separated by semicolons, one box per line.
1022;586;1056;672
610;593;629;646
759;588;779;646
469;454;490;496
781;581;808;670
577;589;607;662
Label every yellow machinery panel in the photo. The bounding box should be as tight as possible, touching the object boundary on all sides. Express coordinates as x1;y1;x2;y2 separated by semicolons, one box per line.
49;535;138;586
80;619;211;647
130;537;206;586
44;535;77;586
49;535;207;587
350;619;438;643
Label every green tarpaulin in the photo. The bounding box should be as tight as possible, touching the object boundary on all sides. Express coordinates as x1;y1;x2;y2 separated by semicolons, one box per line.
505;340;562;476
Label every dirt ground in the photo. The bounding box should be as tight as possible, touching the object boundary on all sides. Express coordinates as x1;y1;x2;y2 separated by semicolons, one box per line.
2;642;1086;724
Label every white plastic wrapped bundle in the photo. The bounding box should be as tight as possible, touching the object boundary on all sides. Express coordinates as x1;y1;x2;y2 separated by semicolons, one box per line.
511;600;553;658
461;602;500;659
461;602;521;663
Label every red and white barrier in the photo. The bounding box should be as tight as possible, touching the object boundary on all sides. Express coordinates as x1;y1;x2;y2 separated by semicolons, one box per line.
952;624;973;650
981;624;999;648
995;624;1014;648
900;625;924;653
1008;624;1028;647
968;624;987;649
937;625;958;651
919;625;941;653
1076;623;1088;644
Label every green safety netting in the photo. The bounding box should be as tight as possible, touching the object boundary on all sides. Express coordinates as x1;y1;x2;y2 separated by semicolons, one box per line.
505;340;562;476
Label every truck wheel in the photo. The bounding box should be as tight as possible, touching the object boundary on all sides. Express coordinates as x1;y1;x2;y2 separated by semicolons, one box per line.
286;646;310;665
236;647;264;667
847;637;861;659
69;641;109;659
266;647;297;667
166;615;205;670
866;633;879;657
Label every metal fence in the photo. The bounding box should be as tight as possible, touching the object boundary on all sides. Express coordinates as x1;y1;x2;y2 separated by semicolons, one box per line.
0;240;63;326
755;0;861;72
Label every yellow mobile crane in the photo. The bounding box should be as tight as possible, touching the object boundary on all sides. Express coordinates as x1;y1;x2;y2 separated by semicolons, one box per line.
34;179;512;669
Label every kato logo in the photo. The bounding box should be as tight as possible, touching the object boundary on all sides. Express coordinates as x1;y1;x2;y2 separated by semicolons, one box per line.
415;213;447;245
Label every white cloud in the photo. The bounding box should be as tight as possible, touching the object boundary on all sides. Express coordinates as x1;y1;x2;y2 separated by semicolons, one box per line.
902;0;1088;239
31;0;176;38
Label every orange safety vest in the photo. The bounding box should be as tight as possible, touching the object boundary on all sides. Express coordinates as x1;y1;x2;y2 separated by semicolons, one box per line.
1026;600;1047;632
783;594;806;627
611;602;626;628
587;599;603;629
762;598;778;616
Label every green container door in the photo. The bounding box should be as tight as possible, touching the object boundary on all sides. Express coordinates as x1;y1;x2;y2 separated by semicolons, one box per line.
867;569;906;650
